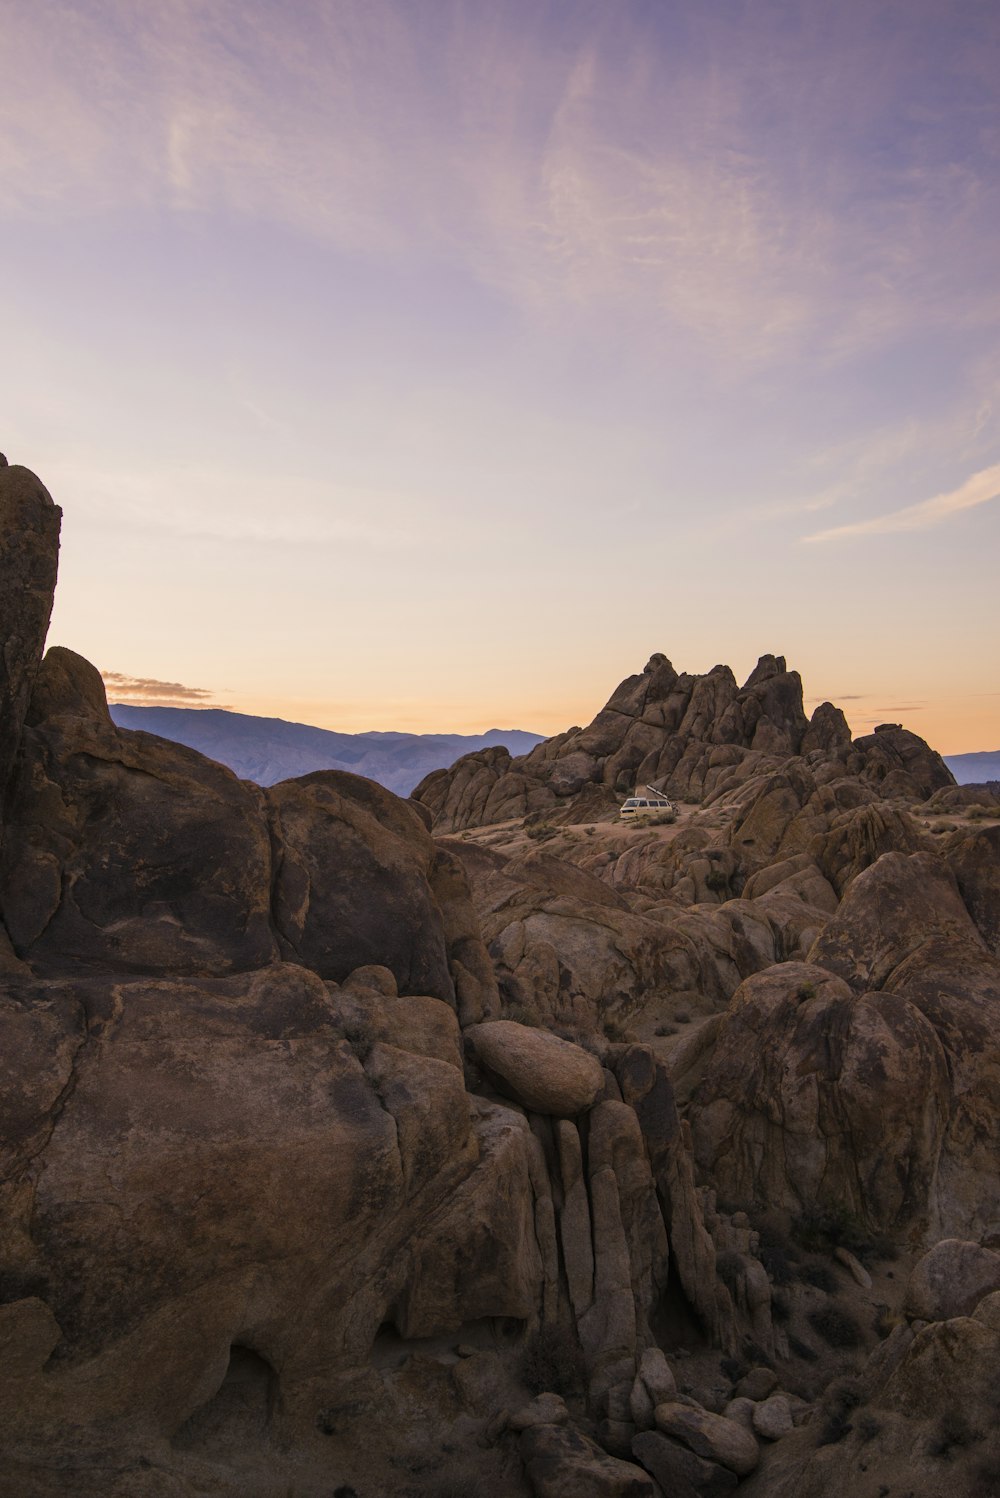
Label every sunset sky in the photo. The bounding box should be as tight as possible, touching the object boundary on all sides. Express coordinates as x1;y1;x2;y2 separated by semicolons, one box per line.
3;0;998;753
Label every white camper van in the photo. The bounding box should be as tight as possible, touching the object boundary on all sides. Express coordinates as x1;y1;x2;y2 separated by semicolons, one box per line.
619;785;673;823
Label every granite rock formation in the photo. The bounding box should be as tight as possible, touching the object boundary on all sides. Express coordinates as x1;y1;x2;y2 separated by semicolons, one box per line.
2;461;998;1498
413;652;951;833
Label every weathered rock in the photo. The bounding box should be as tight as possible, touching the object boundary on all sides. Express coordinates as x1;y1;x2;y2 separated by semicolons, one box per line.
904;1239;1000;1321
268;770;459;999
734;1367;778;1401
808;851;985;992
834;1245;872;1288
653;1402;759;1476
948;823;1000;955
1;649;278;977
509;1393;570;1430
521;1421;659;1496
0;464;61;815
721;1397;755;1430
637;1346;678;1407
632;1429;736;1495
0;966;542;1477
555;1119;596;1315
972;1289;1000;1330
681;961;951;1234
464;1021;604;1115
751;1394;793;1440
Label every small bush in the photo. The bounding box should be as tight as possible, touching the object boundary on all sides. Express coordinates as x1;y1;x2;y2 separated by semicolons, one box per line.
808;1304;864;1349
522;1325;586;1399
526;822;558;842
770;1290;791;1324
792;1204;875;1261
674;1010;691;1024
800;1262;837;1293
503;1004;541;1027
816;1377;864;1444
796;982;817;1002
655;1022;678;1036
705;869;729;893
856;1412;883;1444
720;1356;748;1383
788;1334;819;1362
760;1245;795;1286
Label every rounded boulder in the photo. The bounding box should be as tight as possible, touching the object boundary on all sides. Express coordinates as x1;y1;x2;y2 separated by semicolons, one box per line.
464;1021;605;1116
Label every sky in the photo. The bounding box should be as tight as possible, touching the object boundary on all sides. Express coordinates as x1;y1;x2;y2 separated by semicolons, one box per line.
2;0;998;753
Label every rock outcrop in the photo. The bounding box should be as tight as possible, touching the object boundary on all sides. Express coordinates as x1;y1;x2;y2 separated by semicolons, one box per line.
0;464;61;818
414;652;952;833
3;460;998;1498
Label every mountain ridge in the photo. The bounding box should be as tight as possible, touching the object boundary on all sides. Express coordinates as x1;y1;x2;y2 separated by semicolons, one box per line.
107;703;542;796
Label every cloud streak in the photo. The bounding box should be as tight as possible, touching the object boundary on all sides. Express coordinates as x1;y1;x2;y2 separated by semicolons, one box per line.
102;672;217;706
802;461;1000;543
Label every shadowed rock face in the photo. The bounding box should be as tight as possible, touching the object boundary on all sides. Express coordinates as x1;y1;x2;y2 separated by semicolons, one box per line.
0;465;61;817
413;651;952;833
0;647;495;1007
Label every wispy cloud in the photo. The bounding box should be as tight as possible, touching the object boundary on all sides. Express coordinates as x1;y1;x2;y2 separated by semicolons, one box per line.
802;461;1000;543
4;2;999;370
102;672;217;706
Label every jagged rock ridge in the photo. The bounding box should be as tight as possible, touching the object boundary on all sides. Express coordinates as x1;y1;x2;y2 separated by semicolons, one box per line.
413;651;951;831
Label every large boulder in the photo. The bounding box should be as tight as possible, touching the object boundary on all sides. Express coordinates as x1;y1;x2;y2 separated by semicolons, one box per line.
652;1402;759;1476
0;965;541;1476
520;1421;659;1496
0;649;277;977
464;1020;605;1115
904;1239;1000;1322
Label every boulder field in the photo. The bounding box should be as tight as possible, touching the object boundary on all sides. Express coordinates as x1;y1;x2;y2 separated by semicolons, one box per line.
1;461;999;1497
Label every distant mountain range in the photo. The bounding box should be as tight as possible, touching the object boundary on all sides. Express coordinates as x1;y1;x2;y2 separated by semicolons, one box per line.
109;704;995;799
108;705;543;797
945;751;1000;786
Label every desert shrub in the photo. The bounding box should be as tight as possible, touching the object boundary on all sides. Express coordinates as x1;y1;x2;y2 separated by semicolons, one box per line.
815;1377;864;1446
715;1251;745;1293
522;1325;586;1399
526;823;557;842
856;1412;883;1444
796;982;817;1002
503;1004;540;1027
873;1304;904;1339
788;1334;819;1362
704;868;729;893
808;1304;864;1348
759;1244;795;1286
674;1009;691;1023
770;1290;791;1324
800;1262;837;1293
792;1204;876;1261
603;1017;633;1043
655;1022;678;1036
720;1356;749;1383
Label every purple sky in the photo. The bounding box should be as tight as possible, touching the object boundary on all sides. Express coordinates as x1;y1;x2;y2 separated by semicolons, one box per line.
3;0;998;750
